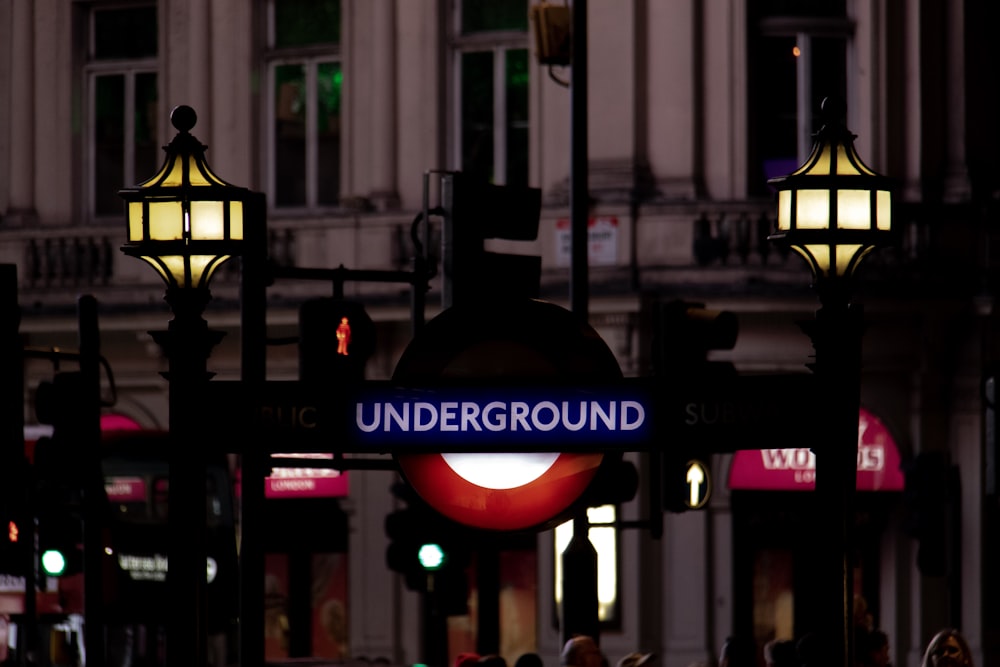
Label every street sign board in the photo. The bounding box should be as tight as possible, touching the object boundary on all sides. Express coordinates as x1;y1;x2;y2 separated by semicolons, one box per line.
199;373;821;455
199;380;654;454
659;373;822;452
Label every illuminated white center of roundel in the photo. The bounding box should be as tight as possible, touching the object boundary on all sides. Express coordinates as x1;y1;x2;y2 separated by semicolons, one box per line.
440;452;561;489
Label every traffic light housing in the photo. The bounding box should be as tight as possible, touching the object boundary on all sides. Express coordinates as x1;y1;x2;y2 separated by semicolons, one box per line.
652;299;736;511
299;298;376;384
33;371;97;580
653;299;738;378
440;171;542;308
33;435;84;579
384;482;472;614
579;455;639;508
37;511;83;578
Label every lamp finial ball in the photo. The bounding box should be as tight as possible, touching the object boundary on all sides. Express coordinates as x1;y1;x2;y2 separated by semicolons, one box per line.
170;105;197;133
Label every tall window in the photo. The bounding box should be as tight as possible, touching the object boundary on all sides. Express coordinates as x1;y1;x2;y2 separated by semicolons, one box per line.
266;0;342;211
452;0;530;187
747;0;850;195
86;4;158;219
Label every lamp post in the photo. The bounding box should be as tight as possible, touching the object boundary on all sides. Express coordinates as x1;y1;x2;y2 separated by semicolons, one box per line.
768;97;894;667
120;105;253;667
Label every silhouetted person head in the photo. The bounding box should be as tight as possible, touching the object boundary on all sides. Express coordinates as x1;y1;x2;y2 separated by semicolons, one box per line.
764;639;796;667
515;654;544;667
719;636;756;667
562;636;602;667
922;629;973;667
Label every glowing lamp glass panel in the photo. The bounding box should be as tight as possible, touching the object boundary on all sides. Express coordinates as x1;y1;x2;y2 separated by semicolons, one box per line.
140;255;172;284
230;202;244;239
794;245;827;273
190;201;226;239
876;191;891;230
837;145;859;174
159;158;186;187
191;254;228;287
777;191;792;231
795;190;831;229
837;190;873;229
127;202;144;241
149;201;185;240
835;244;863;277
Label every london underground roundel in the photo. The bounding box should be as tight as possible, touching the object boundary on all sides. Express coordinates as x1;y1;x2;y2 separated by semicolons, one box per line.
391;299;624;532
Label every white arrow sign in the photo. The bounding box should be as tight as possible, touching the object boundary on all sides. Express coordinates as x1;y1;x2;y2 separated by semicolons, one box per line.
686;460;710;509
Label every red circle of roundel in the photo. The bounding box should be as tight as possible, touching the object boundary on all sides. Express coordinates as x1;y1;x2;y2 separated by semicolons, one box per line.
391;299;624;532
397;451;604;532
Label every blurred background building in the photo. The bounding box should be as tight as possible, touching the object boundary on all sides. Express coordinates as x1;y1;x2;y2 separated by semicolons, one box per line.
1;1;1000;667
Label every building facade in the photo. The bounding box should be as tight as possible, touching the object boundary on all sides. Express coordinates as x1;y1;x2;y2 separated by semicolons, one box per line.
2;1;1000;667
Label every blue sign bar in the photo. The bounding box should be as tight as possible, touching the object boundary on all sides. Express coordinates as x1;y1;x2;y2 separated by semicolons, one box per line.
351;385;653;450
200;374;819;455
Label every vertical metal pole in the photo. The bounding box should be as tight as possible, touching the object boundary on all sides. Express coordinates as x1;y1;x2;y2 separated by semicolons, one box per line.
0;265;33;667
564;0;599;646
570;0;589;320
424;575;447;667
77;295;105;666
154;289;223;667
476;548;500;655
240;192;268;667
561;518;599;644
807;301;862;667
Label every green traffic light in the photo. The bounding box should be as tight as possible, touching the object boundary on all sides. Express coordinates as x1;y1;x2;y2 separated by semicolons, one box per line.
41;549;67;576
418;543;446;570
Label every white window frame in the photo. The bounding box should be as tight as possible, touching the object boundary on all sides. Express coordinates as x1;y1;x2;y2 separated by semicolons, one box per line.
264;0;342;214
265;56;341;212
85;66;157;217
448;5;530;185
83;3;158;222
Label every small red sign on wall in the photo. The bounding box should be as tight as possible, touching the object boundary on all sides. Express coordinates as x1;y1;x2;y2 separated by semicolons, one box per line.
554;216;619;267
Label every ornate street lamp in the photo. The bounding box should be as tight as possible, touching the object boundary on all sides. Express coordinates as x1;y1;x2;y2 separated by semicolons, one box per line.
768;97;895;667
768;97;894;304
120;104;250;311
119;104;254;667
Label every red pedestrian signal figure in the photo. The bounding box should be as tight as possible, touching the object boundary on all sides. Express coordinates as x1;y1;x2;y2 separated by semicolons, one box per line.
7;521;17;543
337;317;352;356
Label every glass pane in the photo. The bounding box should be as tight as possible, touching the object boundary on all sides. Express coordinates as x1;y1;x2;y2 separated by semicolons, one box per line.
134;72;158;184
317;62;342;206
505;49;529;187
94;6;158;59
95;75;125;216
461;51;494;183
274;64;307;207
275;0;341;48
461;0;528;33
